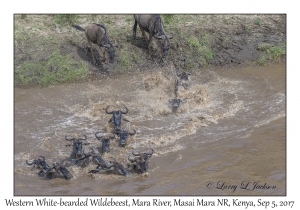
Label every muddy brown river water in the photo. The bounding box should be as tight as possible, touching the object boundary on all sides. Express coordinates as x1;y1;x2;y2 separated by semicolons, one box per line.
14;63;286;196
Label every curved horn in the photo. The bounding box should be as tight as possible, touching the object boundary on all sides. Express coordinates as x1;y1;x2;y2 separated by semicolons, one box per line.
158;35;166;39
154;34;165;39
65;136;75;141
182;98;188;103
132;150;140;156
121;106;128;114
128;155;137;162
39;156;45;161
26;160;35;165
79;135;87;140
147;148;154;156
102;44;110;48
129;129;136;135
95;132;103;139
105;106;113;114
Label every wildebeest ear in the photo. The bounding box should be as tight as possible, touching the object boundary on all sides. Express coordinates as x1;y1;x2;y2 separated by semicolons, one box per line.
154;34;165;39
103;44;110;48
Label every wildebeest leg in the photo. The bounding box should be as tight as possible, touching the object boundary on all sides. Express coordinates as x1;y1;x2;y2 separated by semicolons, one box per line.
133;20;137;39
139;27;149;47
148;31;154;49
117;165;129;176
87;39;96;65
99;47;106;63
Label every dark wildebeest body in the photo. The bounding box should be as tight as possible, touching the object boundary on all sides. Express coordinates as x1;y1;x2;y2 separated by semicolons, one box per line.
109;160;129;176
118;129;136;147
133;14;173;58
72;23;117;64
86;148;128;176
95;132;115;153
169;79;187;111
86;148;114;173
64;135;91;167
106;106;129;134
39;159;73;180
127;148;154;174
26;156;51;171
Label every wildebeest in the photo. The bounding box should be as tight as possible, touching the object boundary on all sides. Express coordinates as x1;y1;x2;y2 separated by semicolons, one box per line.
26;156;51;171
65;135;90;160
86;148;114;173
95;132;115;153
169;98;187;111
109;158;129;176
105;106;129;134
169;79;187;111
39;159;73;180
176;72;192;89
127;148;154;173
86;148;128;176
118;129;136;147
133;14;173;58
72;23;117;64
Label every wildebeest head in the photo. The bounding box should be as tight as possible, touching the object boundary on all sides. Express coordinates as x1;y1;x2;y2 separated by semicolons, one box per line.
65;135;90;159
106;106;129;134
119;129;136;147
26;156;51;171
177;72;192;89
128;148;154;173
169;98;187;111
95;132;115;153
52;159;73;180
103;44;117;63
154;34;173;58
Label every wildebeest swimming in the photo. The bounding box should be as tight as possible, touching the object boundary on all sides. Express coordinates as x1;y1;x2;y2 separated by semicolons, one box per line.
65;135;90;160
38;159;73;180
118;129;136;147
86;148;114;173
133;14;173;58
169;79;187;111
105;106;130;134
95;132;115;153
86;148;129;176
127;148;154;173
177;72;192;89
26;156;51;171
72;23;117;64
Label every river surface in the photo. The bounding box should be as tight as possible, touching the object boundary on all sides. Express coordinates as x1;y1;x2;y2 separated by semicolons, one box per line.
14;63;286;196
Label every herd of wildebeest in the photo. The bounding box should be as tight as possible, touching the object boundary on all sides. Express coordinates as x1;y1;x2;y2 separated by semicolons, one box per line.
26;15;193;180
